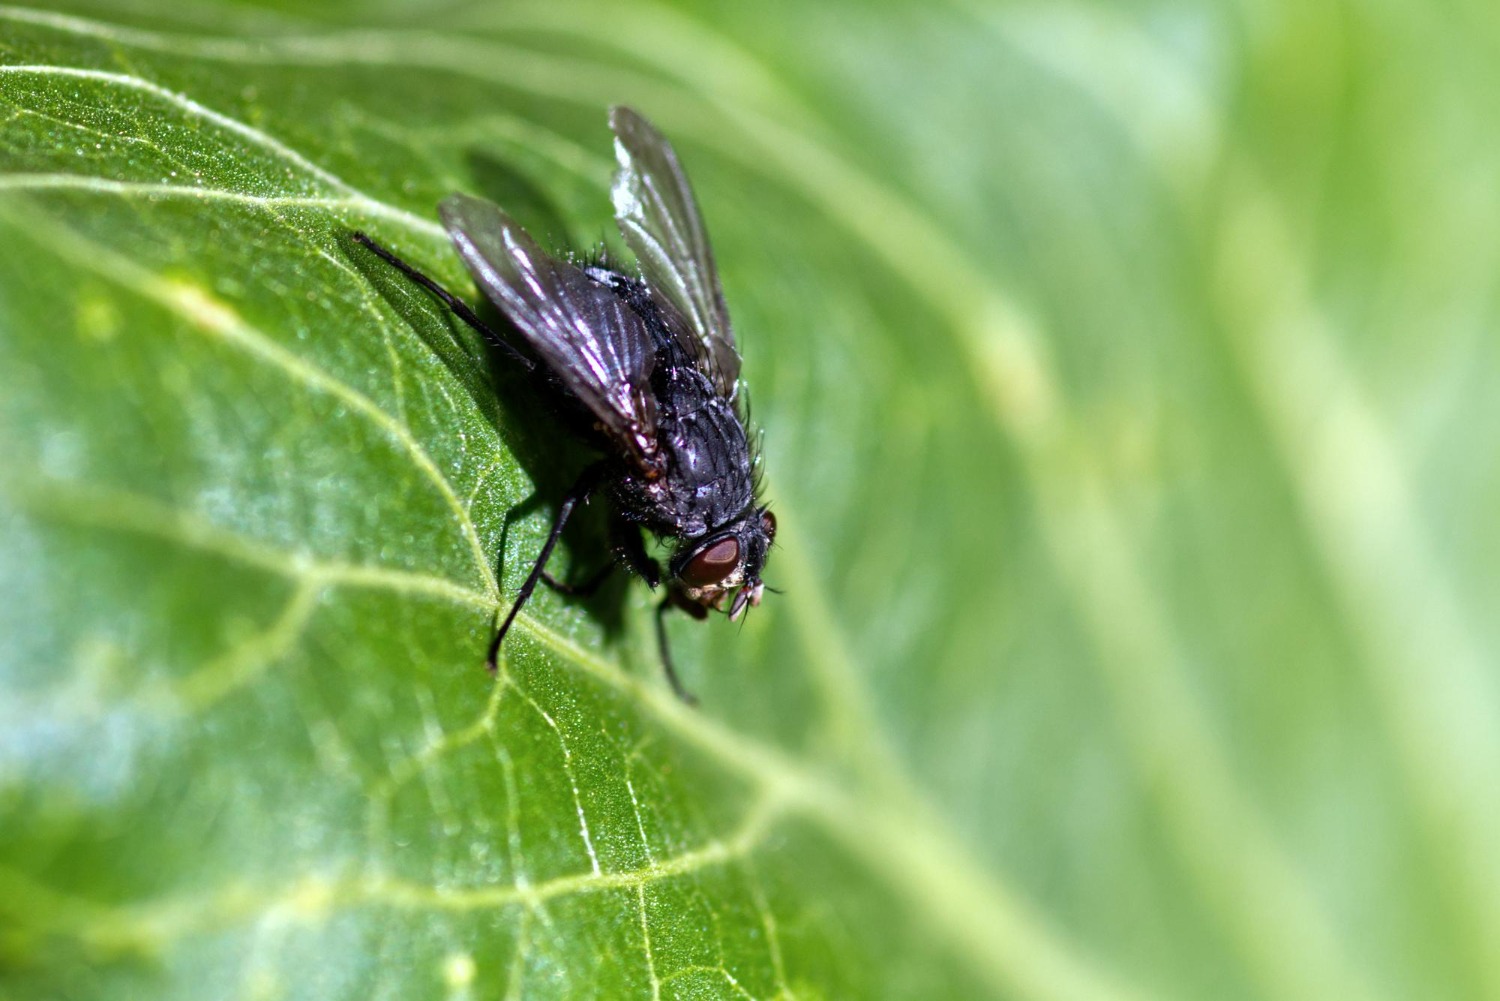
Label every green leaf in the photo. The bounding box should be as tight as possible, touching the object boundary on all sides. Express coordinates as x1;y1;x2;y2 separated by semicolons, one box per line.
3;3;1498;999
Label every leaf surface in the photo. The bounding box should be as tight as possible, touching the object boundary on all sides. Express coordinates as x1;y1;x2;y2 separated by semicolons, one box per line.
3;4;1498;1000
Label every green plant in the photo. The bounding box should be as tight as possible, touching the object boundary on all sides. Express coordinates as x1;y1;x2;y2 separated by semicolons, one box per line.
4;3;1498;999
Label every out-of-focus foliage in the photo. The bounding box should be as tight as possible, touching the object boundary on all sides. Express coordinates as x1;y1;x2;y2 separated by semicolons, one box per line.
3;2;1498;998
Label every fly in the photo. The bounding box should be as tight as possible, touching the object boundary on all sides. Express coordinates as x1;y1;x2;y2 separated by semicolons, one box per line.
352;106;774;705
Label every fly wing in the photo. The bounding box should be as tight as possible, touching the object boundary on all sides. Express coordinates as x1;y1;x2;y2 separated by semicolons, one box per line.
609;105;741;396
439;192;662;473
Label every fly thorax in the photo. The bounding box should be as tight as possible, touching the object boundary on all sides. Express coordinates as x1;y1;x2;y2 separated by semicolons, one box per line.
657;391;752;527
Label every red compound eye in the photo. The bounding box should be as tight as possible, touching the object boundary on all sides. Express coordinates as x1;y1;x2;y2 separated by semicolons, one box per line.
681;536;740;587
760;509;777;543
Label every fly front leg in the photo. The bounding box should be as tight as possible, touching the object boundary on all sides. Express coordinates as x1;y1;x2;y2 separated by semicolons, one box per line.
486;462;606;671
655;595;703;707
654;589;708;706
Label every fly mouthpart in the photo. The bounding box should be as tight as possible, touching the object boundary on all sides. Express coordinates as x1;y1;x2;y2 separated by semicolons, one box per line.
728;586;753;622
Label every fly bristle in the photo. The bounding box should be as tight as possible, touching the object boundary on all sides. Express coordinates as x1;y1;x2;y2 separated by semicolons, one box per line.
748;428;768;496
572;243;615;271
738;388;759;446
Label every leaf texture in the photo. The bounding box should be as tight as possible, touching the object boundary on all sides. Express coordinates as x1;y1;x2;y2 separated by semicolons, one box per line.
3;4;1499;1000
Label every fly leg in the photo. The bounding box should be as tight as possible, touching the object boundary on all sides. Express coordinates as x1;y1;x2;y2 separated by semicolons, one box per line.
612;524;698;705
656;592;706;707
352;231;533;371
612;520;661;588
542;563;614;597
542;516;654;596
486;463;605;671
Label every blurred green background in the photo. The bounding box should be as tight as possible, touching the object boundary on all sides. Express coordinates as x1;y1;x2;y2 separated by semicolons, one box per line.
3;1;1498;998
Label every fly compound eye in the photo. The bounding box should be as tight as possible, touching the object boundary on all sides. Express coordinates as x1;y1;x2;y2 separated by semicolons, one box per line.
681;536;741;588
760;509;777;543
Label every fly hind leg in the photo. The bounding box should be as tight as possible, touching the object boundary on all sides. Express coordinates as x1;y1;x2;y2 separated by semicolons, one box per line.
351;231;533;371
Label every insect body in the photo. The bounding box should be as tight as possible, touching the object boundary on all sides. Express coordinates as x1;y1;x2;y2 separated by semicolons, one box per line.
353;106;772;703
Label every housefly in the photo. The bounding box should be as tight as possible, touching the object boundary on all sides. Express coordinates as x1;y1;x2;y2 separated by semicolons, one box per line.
353;106;773;704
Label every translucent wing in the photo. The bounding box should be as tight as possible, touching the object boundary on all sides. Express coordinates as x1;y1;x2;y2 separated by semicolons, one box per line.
439;192;662;473
609;105;741;395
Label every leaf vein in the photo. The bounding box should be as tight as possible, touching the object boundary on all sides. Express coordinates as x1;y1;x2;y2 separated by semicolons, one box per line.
0;63;444;239
4;209;499;597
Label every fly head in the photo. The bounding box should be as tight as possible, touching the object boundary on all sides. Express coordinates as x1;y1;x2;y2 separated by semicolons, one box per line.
670;507;776;621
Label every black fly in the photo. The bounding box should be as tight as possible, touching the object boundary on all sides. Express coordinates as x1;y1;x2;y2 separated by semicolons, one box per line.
353;106;773;704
